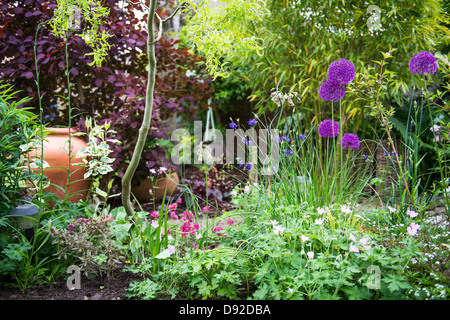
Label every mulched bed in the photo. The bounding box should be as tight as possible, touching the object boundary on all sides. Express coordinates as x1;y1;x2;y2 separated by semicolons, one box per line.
0;271;143;300
0;164;248;300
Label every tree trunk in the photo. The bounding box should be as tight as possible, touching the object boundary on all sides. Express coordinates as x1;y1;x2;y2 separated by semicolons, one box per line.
122;0;157;217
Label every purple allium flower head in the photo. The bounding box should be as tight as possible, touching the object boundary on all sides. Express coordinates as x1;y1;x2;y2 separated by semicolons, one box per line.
319;81;346;101
327;58;356;85
248;119;257;126
341;133;360;150
318;119;339;138
229;122;238;129
409;52;438;75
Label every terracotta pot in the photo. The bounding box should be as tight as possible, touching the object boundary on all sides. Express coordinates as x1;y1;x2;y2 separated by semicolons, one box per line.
28;128;90;203
131;171;179;203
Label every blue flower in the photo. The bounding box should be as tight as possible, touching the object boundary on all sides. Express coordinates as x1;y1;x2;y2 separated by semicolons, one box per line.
229;122;238;129
248;119;257;126
245;163;252;170
283;134;290;143
298;134;306;140
285;150;293;156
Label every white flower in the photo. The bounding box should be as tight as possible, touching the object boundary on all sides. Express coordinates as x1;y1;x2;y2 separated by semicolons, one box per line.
359;237;368;245
288;288;294;294
196;233;203;240
341;205;352;214
151;220;159;228
273;225;286;235
159;166;168;172
317;207;325;215
270;220;279;226
314;218;324;225
349;233;357;242
300;235;309;242
244;185;250;193
149;168;156;175
306;251;314;259
230;189;238;196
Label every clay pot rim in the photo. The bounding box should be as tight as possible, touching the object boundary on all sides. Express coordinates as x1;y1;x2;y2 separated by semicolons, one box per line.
44;127;78;135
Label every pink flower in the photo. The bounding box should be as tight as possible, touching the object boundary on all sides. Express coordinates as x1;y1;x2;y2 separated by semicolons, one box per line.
349;243;360;253
167;244;175;255
193;224;200;230
167;228;171;234
180;222;192;237
67;224;76;231
168;203;177;211
77;218;84;223
387;206;397;213
407;210;418;218
150;211;159;218
227;219;234;225
407;222;420;236
202;206;208;213
177;198;182;204
306;251;314;259
213;227;223;233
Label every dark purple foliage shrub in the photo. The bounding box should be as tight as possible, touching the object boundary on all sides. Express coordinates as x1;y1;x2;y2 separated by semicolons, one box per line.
0;0;214;183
